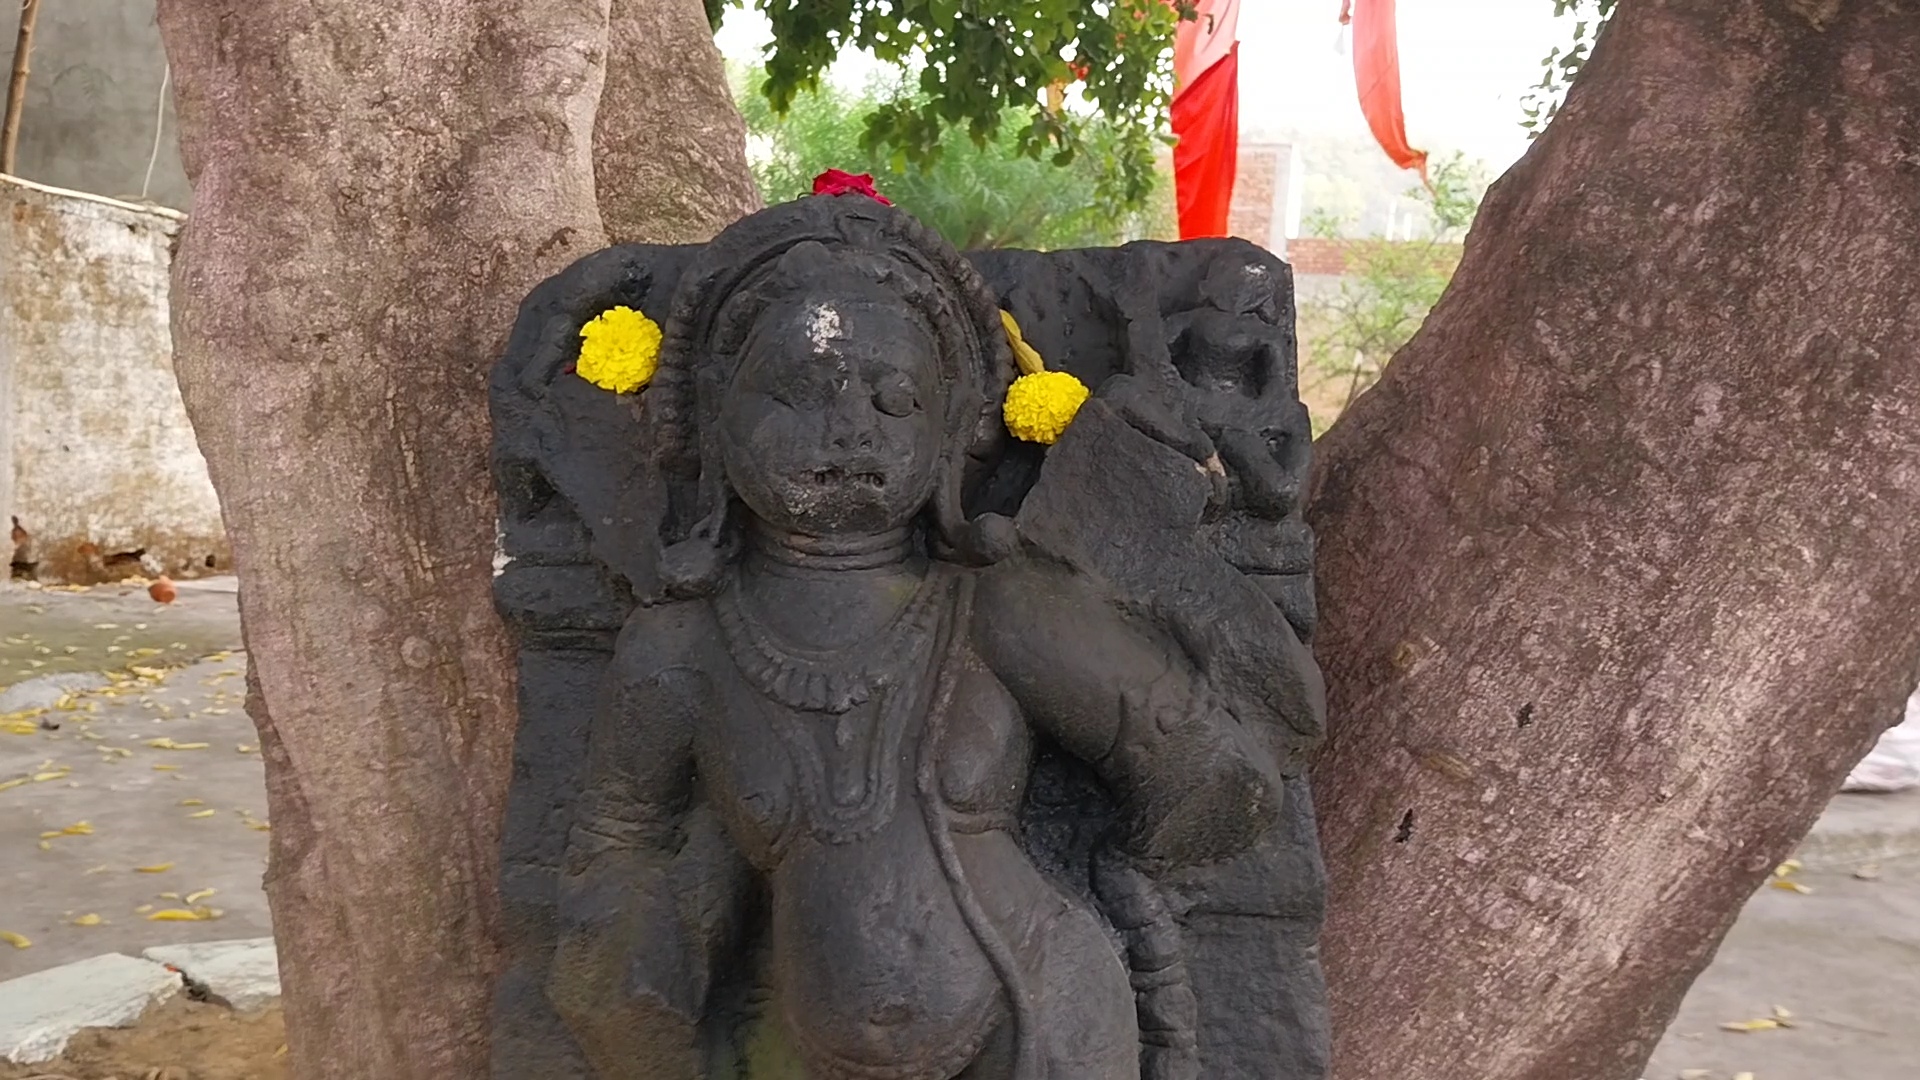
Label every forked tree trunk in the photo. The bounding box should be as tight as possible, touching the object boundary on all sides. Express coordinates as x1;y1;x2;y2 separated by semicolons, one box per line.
598;0;762;243
154;2;617;1076
1307;2;1920;1078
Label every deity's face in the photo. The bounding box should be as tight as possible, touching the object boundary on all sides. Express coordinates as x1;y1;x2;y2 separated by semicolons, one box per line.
720;292;946;538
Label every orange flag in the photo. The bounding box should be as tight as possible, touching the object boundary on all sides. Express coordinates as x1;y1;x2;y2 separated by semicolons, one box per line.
1171;0;1241;238
1340;0;1429;184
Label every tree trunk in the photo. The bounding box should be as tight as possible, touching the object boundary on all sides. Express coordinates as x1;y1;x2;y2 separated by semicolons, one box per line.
1307;2;1920;1078
155;3;616;1076
596;0;761;243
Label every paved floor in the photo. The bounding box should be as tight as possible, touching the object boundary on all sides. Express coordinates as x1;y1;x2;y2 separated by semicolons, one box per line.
1646;855;1919;1080
1;581;1915;1077
0;580;269;981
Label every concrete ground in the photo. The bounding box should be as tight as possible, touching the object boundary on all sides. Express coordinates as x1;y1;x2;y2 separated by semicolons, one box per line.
1;579;269;982
1646;851;1918;1080
2;580;1916;1077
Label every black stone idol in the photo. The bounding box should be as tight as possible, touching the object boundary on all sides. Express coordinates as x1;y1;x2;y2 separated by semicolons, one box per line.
489;193;1327;1080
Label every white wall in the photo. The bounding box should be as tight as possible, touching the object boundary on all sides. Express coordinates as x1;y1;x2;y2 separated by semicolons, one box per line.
1;176;224;582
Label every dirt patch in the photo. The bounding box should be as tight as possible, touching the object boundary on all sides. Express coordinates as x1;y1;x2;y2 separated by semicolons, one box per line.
0;998;286;1080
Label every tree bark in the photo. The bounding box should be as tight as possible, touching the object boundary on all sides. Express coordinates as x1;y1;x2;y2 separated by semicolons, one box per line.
1307;2;1920;1079
155;3;616;1076
596;0;761;243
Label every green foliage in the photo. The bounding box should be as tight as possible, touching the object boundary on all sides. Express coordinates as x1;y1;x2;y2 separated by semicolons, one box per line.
1299;154;1488;422
719;0;1194;219
736;68;1172;250
1521;0;1618;137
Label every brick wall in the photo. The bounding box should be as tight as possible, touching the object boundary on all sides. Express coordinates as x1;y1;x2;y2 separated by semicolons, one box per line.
1284;237;1350;277
1229;145;1278;250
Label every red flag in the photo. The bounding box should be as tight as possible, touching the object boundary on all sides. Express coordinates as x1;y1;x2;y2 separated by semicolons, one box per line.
1340;0;1429;184
1171;0;1242;239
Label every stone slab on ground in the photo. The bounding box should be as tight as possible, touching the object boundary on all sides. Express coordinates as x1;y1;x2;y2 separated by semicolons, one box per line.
0;952;180;1063
0;579;266;982
144;938;280;1011
0;672;111;715
1790;789;1920;871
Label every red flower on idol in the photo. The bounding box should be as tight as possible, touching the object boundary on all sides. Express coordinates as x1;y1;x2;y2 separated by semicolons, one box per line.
811;169;892;206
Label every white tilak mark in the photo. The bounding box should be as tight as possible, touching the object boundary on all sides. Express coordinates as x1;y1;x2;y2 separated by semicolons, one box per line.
807;303;842;354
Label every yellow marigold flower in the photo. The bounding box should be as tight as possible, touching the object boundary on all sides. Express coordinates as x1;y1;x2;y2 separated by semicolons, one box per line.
1003;369;1089;445
998;309;1088;444
577;305;662;394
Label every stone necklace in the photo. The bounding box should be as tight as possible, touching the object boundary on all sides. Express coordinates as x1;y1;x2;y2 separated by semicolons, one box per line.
715;563;959;842
713;563;953;717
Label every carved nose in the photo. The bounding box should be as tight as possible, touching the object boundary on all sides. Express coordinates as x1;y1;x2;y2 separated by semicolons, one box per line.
829;429;877;452
824;388;879;452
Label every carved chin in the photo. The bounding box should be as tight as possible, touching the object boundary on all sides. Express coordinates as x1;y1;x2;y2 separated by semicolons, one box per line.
763;480;895;532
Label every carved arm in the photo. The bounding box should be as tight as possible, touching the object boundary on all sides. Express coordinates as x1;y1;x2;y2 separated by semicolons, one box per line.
549;608;734;1080
973;560;1286;871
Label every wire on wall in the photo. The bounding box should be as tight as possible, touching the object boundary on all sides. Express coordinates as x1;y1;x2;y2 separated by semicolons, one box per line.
140;62;170;202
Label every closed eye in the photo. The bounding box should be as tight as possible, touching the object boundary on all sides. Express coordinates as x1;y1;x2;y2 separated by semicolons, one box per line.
872;377;919;418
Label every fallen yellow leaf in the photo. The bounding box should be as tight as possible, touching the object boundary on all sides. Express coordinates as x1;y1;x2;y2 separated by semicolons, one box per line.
236;744;257;754
147;738;210;751
159;892;181;900
37;840;51;851
184;888;216;904
179;798;205;807
134;904;153;914
152;764;180;771
146;906;219;922
0;777;29;792
0;930;30;949
135;863;174;873
187;809;217;819
245;820;271;832
70;913;102;927
1720;1018;1781;1033
38;821;93;839
1770;880;1813;895
31;769;70;782
1775;859;1802;876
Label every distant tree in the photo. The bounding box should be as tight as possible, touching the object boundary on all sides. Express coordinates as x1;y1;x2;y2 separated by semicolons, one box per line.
736;70;1172;250
1299;153;1488;420
722;0;1193;212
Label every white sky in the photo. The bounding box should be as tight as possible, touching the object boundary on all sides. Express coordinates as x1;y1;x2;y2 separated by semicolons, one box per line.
716;1;1575;172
